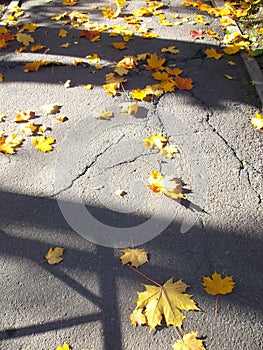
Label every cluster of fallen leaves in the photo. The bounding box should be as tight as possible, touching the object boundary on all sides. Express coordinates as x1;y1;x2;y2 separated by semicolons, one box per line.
0;105;66;155
46;246;235;349
0;0;261;141
182;0;263;56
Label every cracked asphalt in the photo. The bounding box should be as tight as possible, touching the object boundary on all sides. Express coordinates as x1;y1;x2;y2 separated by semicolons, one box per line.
0;0;262;349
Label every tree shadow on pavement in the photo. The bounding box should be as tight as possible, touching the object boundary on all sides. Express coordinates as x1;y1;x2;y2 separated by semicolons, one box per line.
0;190;262;349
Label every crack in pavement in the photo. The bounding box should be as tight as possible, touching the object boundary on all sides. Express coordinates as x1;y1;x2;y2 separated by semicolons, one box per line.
51;134;125;197
203;104;262;205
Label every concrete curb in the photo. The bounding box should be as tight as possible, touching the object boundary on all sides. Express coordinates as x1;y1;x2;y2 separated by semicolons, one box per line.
214;0;263;112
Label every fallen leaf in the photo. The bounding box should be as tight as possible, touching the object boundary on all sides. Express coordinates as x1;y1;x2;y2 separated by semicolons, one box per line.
0;133;23;155
174;76;193;90
79;30;100;41
72;58;83;66
15;110;35;123
114;66;129;76
58;29;68;37
118;102;138;115
171;332;206;350
146;53;166;70
60;42;71;48
0;73;3;82
63;0;77;5
0;39;8;49
205;48;223;59
224;74;233;80
120;248;148;268
251;112;263;131
42;104;60;114
129;308;147;327
86;54;100;63
205;29;219;38
64;79;72;88
94;109;113;120
223;46;240;55
24;60;46;72
0;112;6;122
16;32;34;46
189;29;204;39
202;272;236;296
19;122;37;135
56;115;68;122
144;133;168;150
161;46;180;54
32;136;55;152
45;247;64;264
21;23;38;32
115;189;127;197
117;56;137;69
84;84;93;90
148;170;185;199
30;44;45;52
112;42;127;50
136;278;199;329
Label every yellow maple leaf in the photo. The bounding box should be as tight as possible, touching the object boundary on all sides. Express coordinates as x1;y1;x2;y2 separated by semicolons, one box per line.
148;171;185;199
205;48;223;60
118;102;138;115
45;247;64;265
30;44;45;52
174;76;193;90
72;58;83;66
144;133;168;150
120;248;148;268
158;81;176;92
32;136;55;152
63;0;77;5
161;46;180;54
21;23;38;32
103;83;119;96
251;112;263;131
152;71;169;81
146;53;166;70
130;89;147;100
161;144;179;159
171;332;206;350
111;41;127;50
205;29;219;38
0;133;23;155
19;122;37;135
223;45;240;55
16;32;34;46
58;29;68;37
83;84;93;90
86;54;100;63
136;278;199;329
24;60;46;72
117;56;137;69
114;66;129;76
165;67;183;76
61;42;71;48
42;104;60;114
94;109;113;120
202;272;236;296
15;110;35;123
129;308;147;327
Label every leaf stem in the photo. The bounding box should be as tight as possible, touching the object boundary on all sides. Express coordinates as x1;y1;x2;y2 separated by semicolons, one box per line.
127;265;162;287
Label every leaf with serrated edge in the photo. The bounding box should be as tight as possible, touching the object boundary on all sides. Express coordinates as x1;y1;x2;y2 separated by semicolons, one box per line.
136;278;199;329
120;248;148;268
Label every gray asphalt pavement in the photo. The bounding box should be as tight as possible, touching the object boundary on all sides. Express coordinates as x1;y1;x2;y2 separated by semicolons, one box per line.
0;0;262;349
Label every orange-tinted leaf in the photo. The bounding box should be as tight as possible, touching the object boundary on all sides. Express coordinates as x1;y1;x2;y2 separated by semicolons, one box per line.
174;76;193;90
